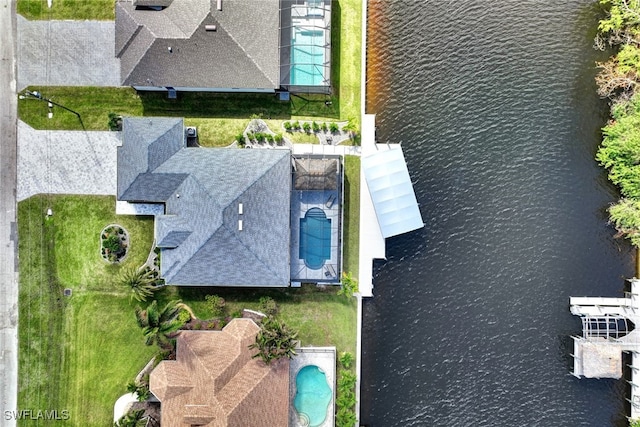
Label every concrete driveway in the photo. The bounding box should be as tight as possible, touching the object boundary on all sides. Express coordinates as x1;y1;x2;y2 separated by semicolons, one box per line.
18;121;120;201
17;15;120;90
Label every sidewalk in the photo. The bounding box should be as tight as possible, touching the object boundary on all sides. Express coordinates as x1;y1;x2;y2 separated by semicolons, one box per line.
0;0;19;425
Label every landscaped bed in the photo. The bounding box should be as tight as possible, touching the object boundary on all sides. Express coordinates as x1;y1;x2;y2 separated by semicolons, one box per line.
18;194;357;426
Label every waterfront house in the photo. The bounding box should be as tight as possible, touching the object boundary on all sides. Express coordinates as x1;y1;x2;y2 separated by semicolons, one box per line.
115;0;332;94
117;117;343;286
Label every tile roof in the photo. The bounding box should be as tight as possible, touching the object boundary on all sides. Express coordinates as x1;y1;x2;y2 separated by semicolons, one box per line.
117;117;291;286
116;0;280;90
149;319;290;427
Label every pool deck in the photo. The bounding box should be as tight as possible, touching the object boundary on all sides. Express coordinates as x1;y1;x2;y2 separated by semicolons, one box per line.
289;347;336;427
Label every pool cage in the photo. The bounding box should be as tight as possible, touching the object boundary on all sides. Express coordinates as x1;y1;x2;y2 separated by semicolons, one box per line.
580;316;634;339
290;155;343;284
280;0;332;94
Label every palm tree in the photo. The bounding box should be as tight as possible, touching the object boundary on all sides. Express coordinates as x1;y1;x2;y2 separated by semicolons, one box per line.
120;267;158;302
249;317;298;364
135;300;186;349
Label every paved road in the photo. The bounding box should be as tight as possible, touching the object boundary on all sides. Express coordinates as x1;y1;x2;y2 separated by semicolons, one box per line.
0;0;19;425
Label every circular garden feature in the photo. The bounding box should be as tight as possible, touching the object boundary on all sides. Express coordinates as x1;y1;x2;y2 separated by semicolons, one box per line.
101;224;129;263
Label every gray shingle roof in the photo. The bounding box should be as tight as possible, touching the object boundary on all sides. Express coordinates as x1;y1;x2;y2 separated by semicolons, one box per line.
118;117;291;287
116;0;280;90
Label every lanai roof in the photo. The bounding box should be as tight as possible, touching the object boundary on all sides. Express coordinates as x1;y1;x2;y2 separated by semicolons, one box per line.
115;0;280;90
117;117;291;286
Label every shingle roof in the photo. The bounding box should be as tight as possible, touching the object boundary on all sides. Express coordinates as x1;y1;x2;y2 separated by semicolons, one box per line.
149;319;290;427
116;0;280;90
117;117;291;287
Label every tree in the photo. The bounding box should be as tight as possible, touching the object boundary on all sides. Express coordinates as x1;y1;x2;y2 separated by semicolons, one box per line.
596;94;640;198
120;267;157;302
595;0;640;49
337;272;359;298
135;300;187;349
609;198;640;246
249;317;298;364
595;56;639;98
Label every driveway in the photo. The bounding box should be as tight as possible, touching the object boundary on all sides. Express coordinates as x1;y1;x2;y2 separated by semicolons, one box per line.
17;15;120;90
18;121;120;201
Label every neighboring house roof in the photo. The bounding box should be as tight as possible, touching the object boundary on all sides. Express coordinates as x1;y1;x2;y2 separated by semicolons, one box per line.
115;0;280;90
117;117;291;286
149;319;290;427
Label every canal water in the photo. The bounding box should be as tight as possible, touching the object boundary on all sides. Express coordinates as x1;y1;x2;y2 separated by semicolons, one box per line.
360;1;636;426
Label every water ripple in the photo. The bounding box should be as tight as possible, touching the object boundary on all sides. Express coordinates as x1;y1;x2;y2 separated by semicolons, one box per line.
362;1;634;426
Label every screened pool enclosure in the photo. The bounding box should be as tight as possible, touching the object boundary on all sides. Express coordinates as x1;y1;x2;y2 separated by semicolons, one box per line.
280;0;332;94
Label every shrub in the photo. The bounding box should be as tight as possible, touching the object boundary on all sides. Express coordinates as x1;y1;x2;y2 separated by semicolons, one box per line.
303;122;311;133
259;296;279;316
336;369;357;427
103;234;122;253
235;133;245;146
292;120;300;130
339;351;354;369
322;122;328;132
274;133;283;145
337;271;359;298
283;121;292;132
329;122;340;133
205;294;226;318
312;121;320;132
107;112;122;131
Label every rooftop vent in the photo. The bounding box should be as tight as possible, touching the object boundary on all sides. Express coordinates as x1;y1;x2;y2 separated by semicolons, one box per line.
238;220;243;231
238;203;243;215
205;24;217;32
217;0;222;11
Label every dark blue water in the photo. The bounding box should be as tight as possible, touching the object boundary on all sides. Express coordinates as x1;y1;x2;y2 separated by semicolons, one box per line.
361;1;636;426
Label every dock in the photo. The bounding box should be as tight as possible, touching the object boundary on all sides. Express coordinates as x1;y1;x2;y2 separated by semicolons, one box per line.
570;279;640;419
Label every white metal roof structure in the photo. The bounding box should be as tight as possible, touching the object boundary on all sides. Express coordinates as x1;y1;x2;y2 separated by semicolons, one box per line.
362;146;424;238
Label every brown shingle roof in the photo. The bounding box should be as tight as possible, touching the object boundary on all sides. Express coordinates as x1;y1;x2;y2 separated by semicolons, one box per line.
149;318;289;426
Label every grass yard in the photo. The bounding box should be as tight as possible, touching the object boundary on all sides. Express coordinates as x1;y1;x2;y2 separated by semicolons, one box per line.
332;0;362;128
18;195;157;426
17;0;115;20
156;285;357;356
343;155;361;279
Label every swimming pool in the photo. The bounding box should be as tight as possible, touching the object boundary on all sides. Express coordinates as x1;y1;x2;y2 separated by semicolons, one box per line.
291;30;326;86
299;207;331;270
294;365;332;427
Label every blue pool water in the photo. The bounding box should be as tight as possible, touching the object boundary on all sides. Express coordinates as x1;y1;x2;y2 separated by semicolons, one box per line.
294;365;332;427
299;207;331;269
291;30;325;86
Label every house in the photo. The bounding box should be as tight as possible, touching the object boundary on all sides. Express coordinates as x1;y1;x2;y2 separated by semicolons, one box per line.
115;0;332;94
117;117;291;286
117;117;344;286
149;318;290;426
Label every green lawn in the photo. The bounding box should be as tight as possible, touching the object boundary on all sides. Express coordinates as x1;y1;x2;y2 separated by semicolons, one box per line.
18;195;157;426
343;155;361;279
17;0;115;20
332;0;362;128
156;285;357;356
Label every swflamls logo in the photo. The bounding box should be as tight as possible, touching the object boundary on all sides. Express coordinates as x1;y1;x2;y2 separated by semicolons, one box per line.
4;410;70;420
